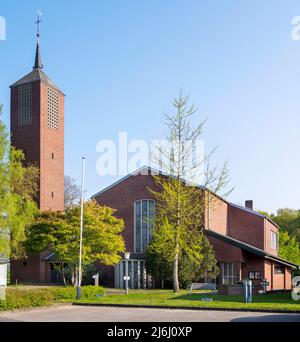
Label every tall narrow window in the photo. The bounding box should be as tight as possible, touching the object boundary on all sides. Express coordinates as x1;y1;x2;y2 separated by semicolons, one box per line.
134;200;155;253
271;231;277;250
17;84;32;126
48;87;59;129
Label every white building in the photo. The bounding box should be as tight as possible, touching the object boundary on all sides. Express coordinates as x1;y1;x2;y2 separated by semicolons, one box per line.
0;258;8;300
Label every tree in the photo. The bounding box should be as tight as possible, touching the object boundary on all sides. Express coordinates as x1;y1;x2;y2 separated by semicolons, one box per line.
146;235;219;288
64;175;81;209
259;208;300;265
271;209;300;244
0;105;39;259
26;200;125;285
279;231;300;265
149;93;231;292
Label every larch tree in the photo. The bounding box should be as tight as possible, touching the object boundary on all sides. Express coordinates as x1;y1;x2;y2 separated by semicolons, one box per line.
148;92;232;292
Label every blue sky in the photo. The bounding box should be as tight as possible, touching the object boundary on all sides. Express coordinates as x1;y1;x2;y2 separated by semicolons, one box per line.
1;0;300;213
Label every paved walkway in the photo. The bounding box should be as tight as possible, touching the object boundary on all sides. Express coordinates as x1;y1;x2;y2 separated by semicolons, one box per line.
0;305;300;322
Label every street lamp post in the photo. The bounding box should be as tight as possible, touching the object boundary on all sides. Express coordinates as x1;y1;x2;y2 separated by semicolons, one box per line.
77;157;86;300
124;252;130;295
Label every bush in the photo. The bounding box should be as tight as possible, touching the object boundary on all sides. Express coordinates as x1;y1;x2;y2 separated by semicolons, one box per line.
50;286;105;300
0;288;54;311
0;286;105;311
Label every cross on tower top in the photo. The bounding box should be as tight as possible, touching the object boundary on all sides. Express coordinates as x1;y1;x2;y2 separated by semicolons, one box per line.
35;10;42;37
33;10;43;70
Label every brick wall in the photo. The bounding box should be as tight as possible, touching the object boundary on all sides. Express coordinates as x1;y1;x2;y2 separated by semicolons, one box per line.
39;82;64;212
10;81;65;212
228;205;265;250
205;194;228;235
285;267;292;290
241;252;265;289
94;173;159;253
10;83;41;169
264;219;279;256
264;260;273;291
264;260;292;291
206;234;244;263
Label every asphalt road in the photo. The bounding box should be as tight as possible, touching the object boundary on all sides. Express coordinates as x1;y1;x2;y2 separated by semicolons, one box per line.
0;305;300;322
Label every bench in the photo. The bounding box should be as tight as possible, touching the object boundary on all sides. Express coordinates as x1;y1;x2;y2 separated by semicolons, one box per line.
187;282;217;294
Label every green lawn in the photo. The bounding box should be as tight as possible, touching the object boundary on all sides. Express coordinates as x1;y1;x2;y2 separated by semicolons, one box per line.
75;289;300;312
2;287;300;312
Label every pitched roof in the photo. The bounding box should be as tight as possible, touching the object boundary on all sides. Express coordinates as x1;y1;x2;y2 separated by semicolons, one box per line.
206;229;299;269
91;166;166;199
229;202;279;229
91;166;279;228
34;39;43;70
10;69;64;95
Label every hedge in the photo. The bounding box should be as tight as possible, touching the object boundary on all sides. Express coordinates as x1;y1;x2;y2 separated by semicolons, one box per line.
50;286;105;300
0;286;105;311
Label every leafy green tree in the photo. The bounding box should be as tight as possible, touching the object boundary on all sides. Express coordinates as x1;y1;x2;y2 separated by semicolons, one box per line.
260;208;300;265
0;105;39;259
149;93;231;292
279;231;300;265
271;209;300;243
26;200;125;285
149;182;205;292
146;235;219;288
185;236;219;284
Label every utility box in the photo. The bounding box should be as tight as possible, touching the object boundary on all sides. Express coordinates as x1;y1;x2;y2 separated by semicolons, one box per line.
92;273;99;287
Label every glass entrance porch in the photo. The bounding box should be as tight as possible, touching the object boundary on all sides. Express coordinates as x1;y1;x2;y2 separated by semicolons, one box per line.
115;259;150;289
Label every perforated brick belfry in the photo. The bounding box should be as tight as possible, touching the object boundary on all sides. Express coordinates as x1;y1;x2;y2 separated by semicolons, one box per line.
17;84;32;126
47;87;59;129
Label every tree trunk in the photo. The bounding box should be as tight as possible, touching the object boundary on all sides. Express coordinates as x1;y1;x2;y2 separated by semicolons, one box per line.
71;268;76;286
173;252;180;293
61;264;67;286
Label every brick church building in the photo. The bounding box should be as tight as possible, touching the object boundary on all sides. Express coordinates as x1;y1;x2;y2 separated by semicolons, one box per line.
9;22;298;290
93;167;298;291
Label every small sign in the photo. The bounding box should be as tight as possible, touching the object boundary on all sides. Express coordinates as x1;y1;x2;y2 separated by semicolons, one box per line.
123;276;130;281
261;281;270;286
201;298;213;302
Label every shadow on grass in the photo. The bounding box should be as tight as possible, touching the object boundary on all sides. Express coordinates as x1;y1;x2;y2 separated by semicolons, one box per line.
170;293;244;303
171;292;298;306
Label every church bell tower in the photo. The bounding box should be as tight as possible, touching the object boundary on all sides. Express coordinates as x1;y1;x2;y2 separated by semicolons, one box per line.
10;13;64;212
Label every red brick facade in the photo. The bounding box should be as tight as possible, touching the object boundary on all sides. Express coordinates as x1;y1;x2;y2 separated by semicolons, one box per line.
10;79;64;212
94;170;297;291
227;204;265;250
95;173;159;253
205;194;228;235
